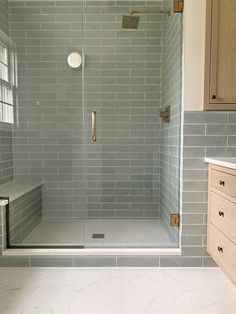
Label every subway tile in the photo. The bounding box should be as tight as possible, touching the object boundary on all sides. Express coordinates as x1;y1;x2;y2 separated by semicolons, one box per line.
184;124;205;135
117;257;159;267
183;181;208;192
183;203;208;214
182;213;204;224
182;246;208;257
74;257;116;267
206;124;236;135
30;257;73;267
183;191;205;203
181;235;203;246
160;257;202;267
0;257;30;267
227;112;236;123
184;136;227;147
183;147;206;158
206;147;236;157
184;112;227;124
202;257;218;267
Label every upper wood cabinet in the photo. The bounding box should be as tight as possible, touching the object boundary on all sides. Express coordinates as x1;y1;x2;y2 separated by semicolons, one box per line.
204;0;236;110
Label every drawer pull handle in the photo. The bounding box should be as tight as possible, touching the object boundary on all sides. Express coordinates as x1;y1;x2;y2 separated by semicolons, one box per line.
218;211;224;217
219;180;225;186
217;246;224;253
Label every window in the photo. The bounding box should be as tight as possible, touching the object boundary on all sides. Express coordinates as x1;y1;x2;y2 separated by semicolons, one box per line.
0;40;16;124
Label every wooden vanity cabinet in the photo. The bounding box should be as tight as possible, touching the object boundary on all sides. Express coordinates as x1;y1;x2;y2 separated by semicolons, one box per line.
204;0;236;110
207;164;236;286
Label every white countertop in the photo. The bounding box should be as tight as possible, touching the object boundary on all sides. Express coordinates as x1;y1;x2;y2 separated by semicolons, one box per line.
0;180;43;205
205;157;236;170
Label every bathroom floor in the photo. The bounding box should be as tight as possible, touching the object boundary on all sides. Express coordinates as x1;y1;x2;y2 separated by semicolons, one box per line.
0;267;235;314
21;219;173;247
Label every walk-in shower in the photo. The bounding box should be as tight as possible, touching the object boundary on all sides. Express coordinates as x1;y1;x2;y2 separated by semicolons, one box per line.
0;0;183;250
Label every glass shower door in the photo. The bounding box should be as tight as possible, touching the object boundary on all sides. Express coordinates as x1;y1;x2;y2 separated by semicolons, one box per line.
82;0;176;248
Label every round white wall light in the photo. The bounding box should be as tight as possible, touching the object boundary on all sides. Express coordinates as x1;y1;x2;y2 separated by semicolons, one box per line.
67;52;82;69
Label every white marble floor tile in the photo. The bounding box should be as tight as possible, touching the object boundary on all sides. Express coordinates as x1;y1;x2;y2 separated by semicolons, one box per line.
68;269;123;314
122;291;178;314
163;268;236;314
0;268;235;314
0;268;77;314
68;290;123;314
120;268;177;314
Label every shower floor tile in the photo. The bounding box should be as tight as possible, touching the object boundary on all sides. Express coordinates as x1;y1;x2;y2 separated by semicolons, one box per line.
21;219;173;247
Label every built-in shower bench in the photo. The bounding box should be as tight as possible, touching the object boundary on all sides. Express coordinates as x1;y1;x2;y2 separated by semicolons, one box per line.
0;180;43;248
0;180;43;206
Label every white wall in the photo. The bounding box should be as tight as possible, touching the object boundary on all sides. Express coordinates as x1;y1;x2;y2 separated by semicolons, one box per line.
183;0;206;111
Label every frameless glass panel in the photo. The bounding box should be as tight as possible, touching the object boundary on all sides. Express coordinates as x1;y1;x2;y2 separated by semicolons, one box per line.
83;0;182;248
7;0;85;248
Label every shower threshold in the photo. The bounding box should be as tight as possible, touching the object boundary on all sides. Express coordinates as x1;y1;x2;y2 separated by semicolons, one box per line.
3;247;181;257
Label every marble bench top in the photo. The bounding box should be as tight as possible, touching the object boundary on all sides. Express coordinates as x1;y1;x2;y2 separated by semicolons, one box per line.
205;157;236;171
0;180;43;206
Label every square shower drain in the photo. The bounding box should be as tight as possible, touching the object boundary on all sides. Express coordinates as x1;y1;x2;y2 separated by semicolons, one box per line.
92;234;105;239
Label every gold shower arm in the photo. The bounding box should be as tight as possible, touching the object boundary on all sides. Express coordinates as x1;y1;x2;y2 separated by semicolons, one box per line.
130;9;171;16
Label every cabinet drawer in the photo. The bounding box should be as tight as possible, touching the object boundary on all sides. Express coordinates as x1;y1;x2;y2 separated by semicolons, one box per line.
210;192;236;243
208;223;236;286
211;169;236;198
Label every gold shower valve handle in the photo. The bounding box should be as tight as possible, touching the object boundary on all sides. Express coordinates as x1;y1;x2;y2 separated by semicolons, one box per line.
91;111;96;142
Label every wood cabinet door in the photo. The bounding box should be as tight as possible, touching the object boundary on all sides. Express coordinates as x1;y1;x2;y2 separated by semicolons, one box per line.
204;0;236;110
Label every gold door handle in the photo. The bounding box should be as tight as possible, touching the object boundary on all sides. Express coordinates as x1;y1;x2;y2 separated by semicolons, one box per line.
91;111;96;142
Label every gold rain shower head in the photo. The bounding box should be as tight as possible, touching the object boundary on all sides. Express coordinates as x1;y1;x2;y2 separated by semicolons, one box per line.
122;9;171;30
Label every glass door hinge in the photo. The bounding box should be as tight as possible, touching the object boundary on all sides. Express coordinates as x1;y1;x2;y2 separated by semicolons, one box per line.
170;214;180;227
173;0;184;13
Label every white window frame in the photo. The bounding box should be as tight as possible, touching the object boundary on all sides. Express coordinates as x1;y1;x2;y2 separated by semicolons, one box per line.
0;31;17;125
